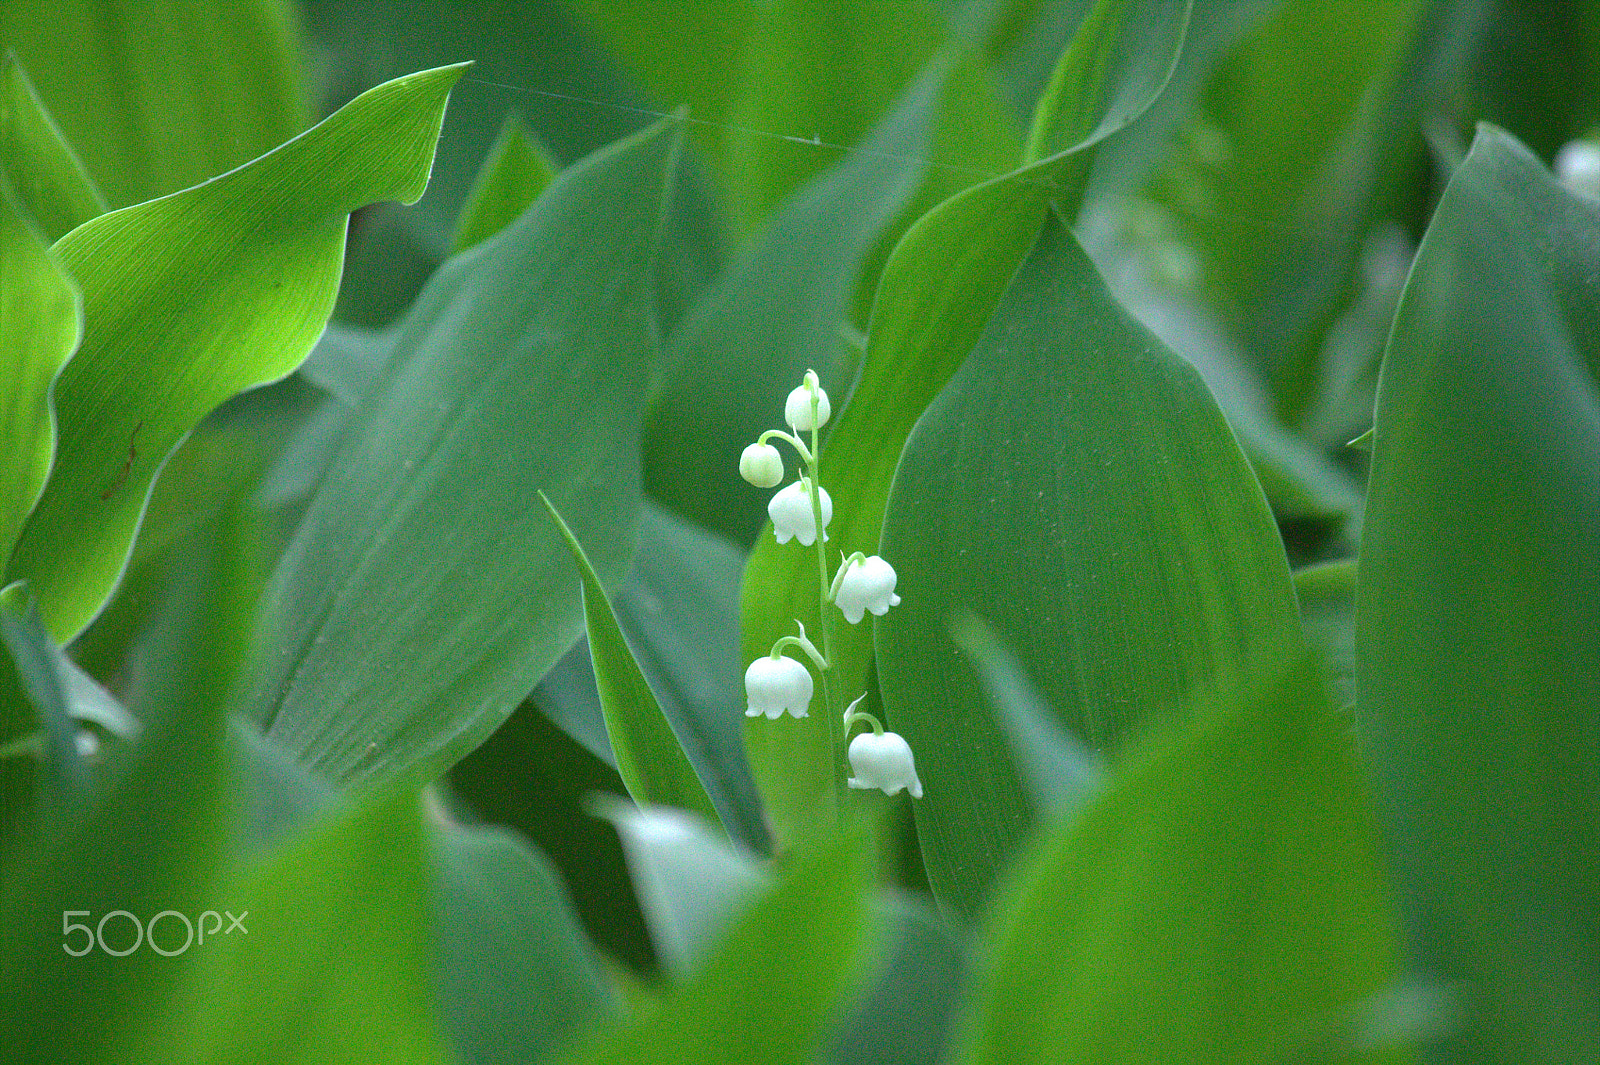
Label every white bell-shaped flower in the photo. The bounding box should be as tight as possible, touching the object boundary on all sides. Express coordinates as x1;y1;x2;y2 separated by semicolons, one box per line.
744;655;813;719
834;555;901;624
847;731;923;798
768;478;832;546
1555;140;1600;197
784;372;831;431
739;442;784;487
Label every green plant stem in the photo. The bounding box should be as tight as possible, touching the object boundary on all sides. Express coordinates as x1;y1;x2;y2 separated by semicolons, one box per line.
806;419;845;818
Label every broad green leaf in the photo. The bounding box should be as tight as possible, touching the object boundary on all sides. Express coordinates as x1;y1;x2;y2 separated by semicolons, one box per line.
247;116;682;786
556;817;876;1065
3;64;466;642
0;183;77;570
542;493;724;833
610;504;770;852
451;113;558;254
644;61;940;545
0;55;106;241
0;509;252;1063
1356;126;1600;1062
433;823;617;1065
946;612;1100;815
740;2;1190;844
159;788;451;1065
0;1;306;208
957;655;1407;1065
879;217;1301;917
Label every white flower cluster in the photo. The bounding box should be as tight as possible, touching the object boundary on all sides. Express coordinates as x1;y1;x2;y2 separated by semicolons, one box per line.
737;370;921;800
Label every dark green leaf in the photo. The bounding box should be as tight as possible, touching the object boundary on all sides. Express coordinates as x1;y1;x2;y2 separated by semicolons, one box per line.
542;492;724;832
4;64;466;642
1356;125;1600;1062
248;115;682;786
433;822;618;1065
957;655;1407;1064
878;217;1301;916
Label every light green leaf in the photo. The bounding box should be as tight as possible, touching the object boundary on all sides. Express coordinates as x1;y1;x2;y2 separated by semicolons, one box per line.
0;55;106;241
433;822;618;1065
1295;559;1358;708
1356;125;1600;1062
644;59;940;544
247;115;682;786
542;492;724;833
0;182;77;571
161;788;451;1065
556;817;876;1065
451;113;558;254
0;0;308;208
957;655;1407;1065
740;3;1190;844
3;63;466;642
879;216;1301;917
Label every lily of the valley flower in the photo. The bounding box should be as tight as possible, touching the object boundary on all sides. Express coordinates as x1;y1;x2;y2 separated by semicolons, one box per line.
768;478;832;546
784;369;831;431
1555;140;1600;197
739;442;785;487
833;554;901;624
744;655;813;719
847;731;923;798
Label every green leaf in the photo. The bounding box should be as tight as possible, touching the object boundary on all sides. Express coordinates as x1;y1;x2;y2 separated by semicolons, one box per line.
542;492;725;833
0;505;253;1063
957;655;1407;1065
879;217;1301;917
556;817;876;1065
160;788;451;1065
946;612;1100;816
3;63;466;642
0;182;77;571
1356;125;1600;1062
451;113;558;254
247;115;682;786
1023;0;1192;184
644;59;940;545
610;504;771;852
0;0;308;208
433;822;618;1065
0;55;106;241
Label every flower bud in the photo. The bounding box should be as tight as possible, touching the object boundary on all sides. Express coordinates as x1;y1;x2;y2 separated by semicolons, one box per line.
768;478;832;546
744;655;813;719
739;442;784;487
784;371;831;431
847;731;923;798
834;555;901;624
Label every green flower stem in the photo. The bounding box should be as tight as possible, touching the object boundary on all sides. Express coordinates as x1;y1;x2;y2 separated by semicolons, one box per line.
769;621;827;670
806;389;846;816
841;694;884;737
758;427;813;466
